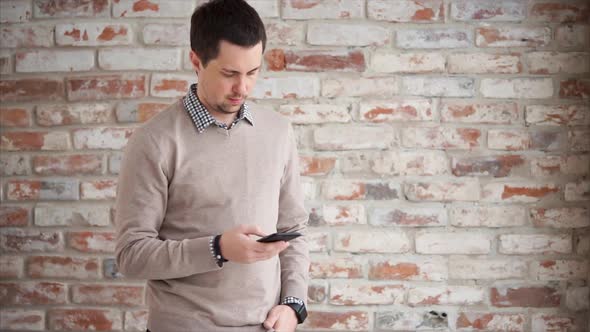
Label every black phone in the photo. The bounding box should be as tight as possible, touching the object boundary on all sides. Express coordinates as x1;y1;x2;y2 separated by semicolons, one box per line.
257;231;302;243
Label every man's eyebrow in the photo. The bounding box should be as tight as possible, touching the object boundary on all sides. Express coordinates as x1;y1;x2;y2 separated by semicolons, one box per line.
221;66;260;74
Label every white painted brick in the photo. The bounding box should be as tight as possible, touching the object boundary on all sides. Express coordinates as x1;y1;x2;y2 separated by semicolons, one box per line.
450;206;527;227
334;231;411;253
0;0;31;23
251;76;320;99
527;52;590;74
281;0;364;19
499;234;572;254
307;23;389;46
35;204;111;227
405;178;481;202
371;52;445;73
481;78;553;99
368;0;444;22
397;28;472;49
408;285;485;306
314;125;393;150
247;0;279;18
99;48;181;71
416;231;490;254
16;50;94;73
526;104;590;126
321;76;398;97
143;24;189;46
447;53;521;74
449;257;528;279
402;77;475;97
330;281;405;305
451;0;526;21
323;204;366;226
279;104;351;124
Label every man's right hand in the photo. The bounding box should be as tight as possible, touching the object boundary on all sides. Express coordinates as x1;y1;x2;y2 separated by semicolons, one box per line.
219;224;290;264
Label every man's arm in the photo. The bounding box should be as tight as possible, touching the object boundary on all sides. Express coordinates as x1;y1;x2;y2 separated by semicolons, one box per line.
277;123;310;303
114;128;221;280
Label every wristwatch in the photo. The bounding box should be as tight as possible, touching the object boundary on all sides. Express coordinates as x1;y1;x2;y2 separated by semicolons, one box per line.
281;296;307;324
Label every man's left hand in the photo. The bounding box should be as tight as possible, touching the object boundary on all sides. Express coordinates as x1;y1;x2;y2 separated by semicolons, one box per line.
263;304;298;331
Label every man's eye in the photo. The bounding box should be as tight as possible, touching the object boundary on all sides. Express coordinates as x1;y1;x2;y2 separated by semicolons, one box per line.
222;73;234;77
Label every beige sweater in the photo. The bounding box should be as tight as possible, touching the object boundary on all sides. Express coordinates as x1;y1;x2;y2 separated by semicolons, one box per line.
115;100;309;331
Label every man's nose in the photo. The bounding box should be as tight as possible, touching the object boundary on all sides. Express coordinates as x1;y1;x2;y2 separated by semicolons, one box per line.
234;76;248;95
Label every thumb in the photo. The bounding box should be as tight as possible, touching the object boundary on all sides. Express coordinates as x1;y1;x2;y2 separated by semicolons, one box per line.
263;307;280;329
240;224;266;237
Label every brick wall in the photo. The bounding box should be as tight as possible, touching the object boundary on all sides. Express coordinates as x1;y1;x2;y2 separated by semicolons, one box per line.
1;0;589;331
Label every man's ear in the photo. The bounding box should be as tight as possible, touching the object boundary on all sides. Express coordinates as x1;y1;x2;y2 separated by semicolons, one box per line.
189;50;204;73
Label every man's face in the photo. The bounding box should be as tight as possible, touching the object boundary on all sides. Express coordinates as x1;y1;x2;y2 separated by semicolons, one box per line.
190;40;262;116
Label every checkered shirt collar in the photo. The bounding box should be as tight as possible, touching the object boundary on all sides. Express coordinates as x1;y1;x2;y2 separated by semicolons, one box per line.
183;83;254;133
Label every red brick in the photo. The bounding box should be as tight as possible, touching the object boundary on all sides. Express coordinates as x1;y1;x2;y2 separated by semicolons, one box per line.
0;281;66;305
33;154;103;175
27;256;100;279
369;257;447;281
531;155;590;177
442;101;519;124
0;25;53;48
0;309;44;331
359;99;434;122
49;309;122;331
36;103;112;126
274;49;366;72
491;285;561;308
67;231;115;253
0;78;64;102
299;155;336;176
456;313;525;332
1;131;70;151
368;0;444;22
0;256;23;278
531;2;590;22
150;73;193;98
0;107;31;127
34;0;109;18
301;311;369;331
452;154;525;177
560;79;590;99
0;206;28;227
476;27;551;47
322;180;399;200
71;284;144;306
56;23;132;46
0;229;62;252
7;179;79;201
482;183;560;203
67;75;146;101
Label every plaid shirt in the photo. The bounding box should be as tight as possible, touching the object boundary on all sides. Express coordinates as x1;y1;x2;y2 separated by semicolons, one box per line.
183;83;254;133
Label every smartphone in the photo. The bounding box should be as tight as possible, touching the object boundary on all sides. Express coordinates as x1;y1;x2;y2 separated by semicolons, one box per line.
257;231;302;243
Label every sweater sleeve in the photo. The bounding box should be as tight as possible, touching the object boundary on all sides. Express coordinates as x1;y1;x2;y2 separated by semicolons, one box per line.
277;123;310;304
114;128;221;280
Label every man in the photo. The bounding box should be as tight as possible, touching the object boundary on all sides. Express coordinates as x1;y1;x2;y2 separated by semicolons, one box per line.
114;0;309;331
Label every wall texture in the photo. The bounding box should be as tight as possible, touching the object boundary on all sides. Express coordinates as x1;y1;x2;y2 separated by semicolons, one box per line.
1;0;589;331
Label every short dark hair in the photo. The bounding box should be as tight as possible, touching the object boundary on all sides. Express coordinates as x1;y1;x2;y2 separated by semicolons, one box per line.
190;0;267;66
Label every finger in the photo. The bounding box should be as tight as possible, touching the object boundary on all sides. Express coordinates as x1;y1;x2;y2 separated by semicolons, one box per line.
239;224;267;237
263;309;279;329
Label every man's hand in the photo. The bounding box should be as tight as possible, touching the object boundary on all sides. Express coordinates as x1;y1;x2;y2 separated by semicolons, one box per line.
219;224;289;264
263;305;298;331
